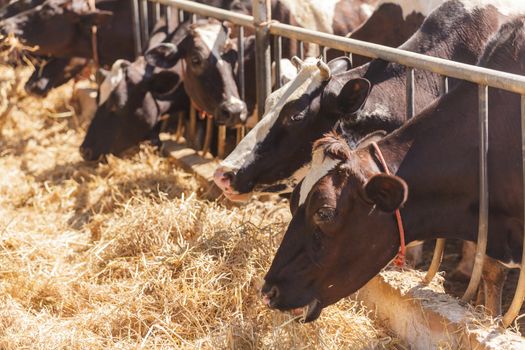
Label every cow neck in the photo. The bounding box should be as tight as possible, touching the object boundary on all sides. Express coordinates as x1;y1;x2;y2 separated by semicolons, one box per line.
180;58;211;120
370;141;406;267
87;0;99;68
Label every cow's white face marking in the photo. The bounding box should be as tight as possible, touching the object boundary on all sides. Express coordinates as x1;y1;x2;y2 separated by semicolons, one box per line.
193;23;228;59
98;59;127;106
219;57;323;173
299;147;340;205
377;0;525;20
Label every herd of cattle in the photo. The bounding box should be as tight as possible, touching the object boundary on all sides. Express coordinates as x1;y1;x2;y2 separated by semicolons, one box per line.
2;0;525;324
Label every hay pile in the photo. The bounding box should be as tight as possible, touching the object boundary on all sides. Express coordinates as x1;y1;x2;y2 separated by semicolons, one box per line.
0;65;400;349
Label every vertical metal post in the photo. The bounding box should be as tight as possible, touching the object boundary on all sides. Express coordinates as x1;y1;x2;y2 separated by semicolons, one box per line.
502;95;525;327
152;2;160;24
253;0;272;121
178;8;184;24
299;41;304;59
273;35;282;90
348;52;353;68
462;84;489;302
189;107;197;148
320;46;327;61
237;25;246;145
139;0;149;50
131;0;142;58
424;73;449;284
201;117;213;156
406;67;415;119
440;76;449;95
165;5;172;23
218;126;227;159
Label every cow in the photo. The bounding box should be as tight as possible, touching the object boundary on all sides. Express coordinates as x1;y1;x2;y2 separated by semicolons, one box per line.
145;0;375;127
25;56;89;96
0;0;134;64
261;15;525;322
79;16;189;161
213;0;506;202
345;0;445;66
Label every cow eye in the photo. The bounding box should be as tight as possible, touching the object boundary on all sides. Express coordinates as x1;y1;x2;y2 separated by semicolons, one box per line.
191;55;202;66
314;207;336;223
291;113;304;122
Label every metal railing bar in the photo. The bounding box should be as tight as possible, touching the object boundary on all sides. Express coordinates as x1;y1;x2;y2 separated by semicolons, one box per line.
269;22;525;95
348;52;353;67
273;35;282;90
440;75;449;95
149;0;525;94
406;67;415;119
140;0;150;50
152;2;160;23
131;0;142;58
423;73;449;284
218;125;227;159
298;40;304;59
151;0;254;28
502;94;525;327
462;84;489;302
238;26;246;101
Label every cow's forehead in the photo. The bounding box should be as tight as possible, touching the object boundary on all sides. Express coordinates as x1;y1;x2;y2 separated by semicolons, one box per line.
298;147;340;205
220;57;325;171
99;59;128;106
193;22;228;56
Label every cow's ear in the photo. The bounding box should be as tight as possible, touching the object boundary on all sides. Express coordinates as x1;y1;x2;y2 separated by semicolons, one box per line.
336;78;370;115
327;56;352;75
145;43;180;68
364;174;407;212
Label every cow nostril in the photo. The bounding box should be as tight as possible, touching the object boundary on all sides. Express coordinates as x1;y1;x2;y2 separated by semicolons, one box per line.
223;171;235;182
80;147;93;161
262;284;279;300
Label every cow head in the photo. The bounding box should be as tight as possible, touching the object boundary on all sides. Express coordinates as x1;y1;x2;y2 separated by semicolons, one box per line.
0;0;112;55
262;132;407;321
25;56;88;96
145;19;247;127
80;57;188;161
213;56;368;201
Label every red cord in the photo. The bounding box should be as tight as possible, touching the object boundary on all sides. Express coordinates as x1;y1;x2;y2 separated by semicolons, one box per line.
371;142;406;267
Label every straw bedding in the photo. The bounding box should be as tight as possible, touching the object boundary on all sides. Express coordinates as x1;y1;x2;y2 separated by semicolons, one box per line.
0;65;401;349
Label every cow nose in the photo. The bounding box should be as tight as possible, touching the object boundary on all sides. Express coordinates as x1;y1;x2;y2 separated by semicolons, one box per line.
213;166;236;192
215;100;247;127
261;283;280;308
79;146;93;161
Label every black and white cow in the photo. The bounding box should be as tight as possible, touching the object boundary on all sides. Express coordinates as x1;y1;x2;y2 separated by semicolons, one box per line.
213;0;510;201
145;0;375;127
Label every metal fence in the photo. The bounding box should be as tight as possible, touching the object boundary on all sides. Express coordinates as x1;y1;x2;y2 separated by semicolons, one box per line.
131;0;525;327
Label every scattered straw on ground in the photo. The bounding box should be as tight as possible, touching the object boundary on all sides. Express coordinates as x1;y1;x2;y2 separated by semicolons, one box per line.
0;65;401;349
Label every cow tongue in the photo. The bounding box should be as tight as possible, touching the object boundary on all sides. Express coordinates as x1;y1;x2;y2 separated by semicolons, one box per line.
290;299;320;320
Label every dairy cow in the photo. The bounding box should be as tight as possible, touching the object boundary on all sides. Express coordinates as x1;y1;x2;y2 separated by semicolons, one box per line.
214;0;507;201
262;16;525;321
145;0;375;127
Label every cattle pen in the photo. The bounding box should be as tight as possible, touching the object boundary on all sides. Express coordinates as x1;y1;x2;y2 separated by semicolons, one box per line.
129;0;525;346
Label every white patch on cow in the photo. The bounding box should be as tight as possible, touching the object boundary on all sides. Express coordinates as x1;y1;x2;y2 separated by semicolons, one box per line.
360;3;376;18
355;103;391;123
279;0;339;55
219;57;324;172
299;148;340;205
98;59;127;106
272;59;298;87
227;95;244;106
194;23;228;59
377;0;525;19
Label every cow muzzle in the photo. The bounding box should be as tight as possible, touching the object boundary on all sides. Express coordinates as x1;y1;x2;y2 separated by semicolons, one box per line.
213;166;252;202
214;99;247;127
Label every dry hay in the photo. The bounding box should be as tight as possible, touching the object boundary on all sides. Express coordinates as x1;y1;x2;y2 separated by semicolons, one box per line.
0;65;401;349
